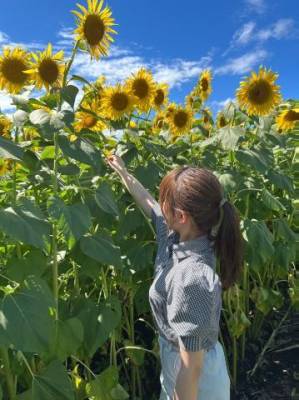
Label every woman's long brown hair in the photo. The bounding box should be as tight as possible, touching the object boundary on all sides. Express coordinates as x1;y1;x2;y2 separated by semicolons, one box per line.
158;165;244;290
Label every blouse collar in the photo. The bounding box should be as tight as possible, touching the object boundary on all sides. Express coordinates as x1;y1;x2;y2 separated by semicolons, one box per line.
167;230;213;261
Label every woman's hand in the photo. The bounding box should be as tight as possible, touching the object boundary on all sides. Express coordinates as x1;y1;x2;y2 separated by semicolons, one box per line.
104;153;127;176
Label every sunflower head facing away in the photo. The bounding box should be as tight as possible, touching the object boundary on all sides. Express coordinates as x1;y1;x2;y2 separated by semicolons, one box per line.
152;83;169;110
152;111;166;134
276;108;299;132
72;0;117;59
236;67;282;116
196;69;212;102
74;99;106;132
101;84;135;120
216;112;228;128
0;115;12;138
0;47;31;94
166;105;194;137
25;43;65;91
125;68;156;113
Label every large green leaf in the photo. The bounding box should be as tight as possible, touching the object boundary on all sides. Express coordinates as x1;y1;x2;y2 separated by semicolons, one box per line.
85;365;129;400
0;276;56;352
61;85;79;109
0;135;24;160
217;126;245;150
0;201;51;250
80;233;123;268
57;132;102;172
244;219;275;270
48;197;92;248
266;169;294;194
50;318;84;361
235;149;268;174
95;182;119;216
6;249;48;283
261;188;286;212
32;359;75;400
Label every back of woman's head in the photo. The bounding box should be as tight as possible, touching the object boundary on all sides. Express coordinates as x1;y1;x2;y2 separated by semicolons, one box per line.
158;165;244;291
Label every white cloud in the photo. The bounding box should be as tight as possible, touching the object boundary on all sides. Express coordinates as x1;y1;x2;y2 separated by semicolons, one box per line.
215;49;268;75
71;51;212;89
245;0;267;14
256;18;296;41
209;97;235;113
233;22;256;45
0;91;16;113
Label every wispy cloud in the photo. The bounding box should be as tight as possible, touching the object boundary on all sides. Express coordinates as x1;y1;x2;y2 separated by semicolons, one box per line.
215;49;268;75
209;97;235;113
244;0;267;14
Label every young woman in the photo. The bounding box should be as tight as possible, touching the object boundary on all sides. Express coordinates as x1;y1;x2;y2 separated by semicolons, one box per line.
105;154;244;400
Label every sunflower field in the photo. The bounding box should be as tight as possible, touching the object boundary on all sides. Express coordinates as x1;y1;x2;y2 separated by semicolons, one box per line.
0;1;297;399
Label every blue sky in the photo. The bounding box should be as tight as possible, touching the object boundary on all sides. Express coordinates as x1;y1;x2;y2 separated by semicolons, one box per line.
0;0;298;115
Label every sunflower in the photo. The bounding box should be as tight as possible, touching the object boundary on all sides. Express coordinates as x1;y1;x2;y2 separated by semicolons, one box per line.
216;112;228;128
152;111;166;134
0;47;31;94
152;83;169;110
22;126;40;141
101;84;135;120
165;102;177;118
166;105;194;136
72;0;117;60
197;69;212;102
0;115;12;138
201;108;213;126
74;99;106;132
276;108;299;132
125;68;156;113
25;43;65;91
82;74;106;104
236;67;282;116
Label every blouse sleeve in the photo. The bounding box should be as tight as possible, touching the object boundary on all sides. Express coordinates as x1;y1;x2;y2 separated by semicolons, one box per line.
150;200;168;247
167;262;219;352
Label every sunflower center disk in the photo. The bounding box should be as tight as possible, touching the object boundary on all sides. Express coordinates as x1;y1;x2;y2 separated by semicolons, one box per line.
84;14;105;46
83;115;97;128
174;111;188;128
155;90;164;106
111;93;129;111
39;59;59;84
219;117;226;127
248;80;272;104
132;79;149;99
201;78;209;91
1;59;27;84
285;110;299;122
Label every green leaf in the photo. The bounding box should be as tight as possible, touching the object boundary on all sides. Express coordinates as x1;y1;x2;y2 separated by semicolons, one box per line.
61;85;79;109
0;201;51;250
57;132;102;173
32;359;75;400
57;163;80;175
70;74;92;87
86;365;129;400
235;149;268;174
266;169;294;194
0;135;24;160
244;219;275;270
95;182;119;216
261;188;286;212
51;318;84;361
273;218;297;243
48;197;92;245
217;126;245;150
80;233;123;269
0;276;56;352
40;146;55;160
6;249;48;283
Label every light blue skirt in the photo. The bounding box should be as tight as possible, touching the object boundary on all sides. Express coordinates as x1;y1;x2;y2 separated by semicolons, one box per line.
158;334;231;400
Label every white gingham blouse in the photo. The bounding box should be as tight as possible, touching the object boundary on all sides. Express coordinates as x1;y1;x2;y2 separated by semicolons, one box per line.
148;201;222;352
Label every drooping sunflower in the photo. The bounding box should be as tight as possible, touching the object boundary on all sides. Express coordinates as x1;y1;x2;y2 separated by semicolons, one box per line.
216;112;228;128
152;111;166;134
201;108;213;126
166;105;194;137
165;102;177;118
236;67;282;116
101;84;135;120
276;108;299;132
25;43;65;91
196;69;212;102
0;47;31;94
0;115;12;138
152;83;169;110
72;0;117;60
125;68;156;113
74;99;106;132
